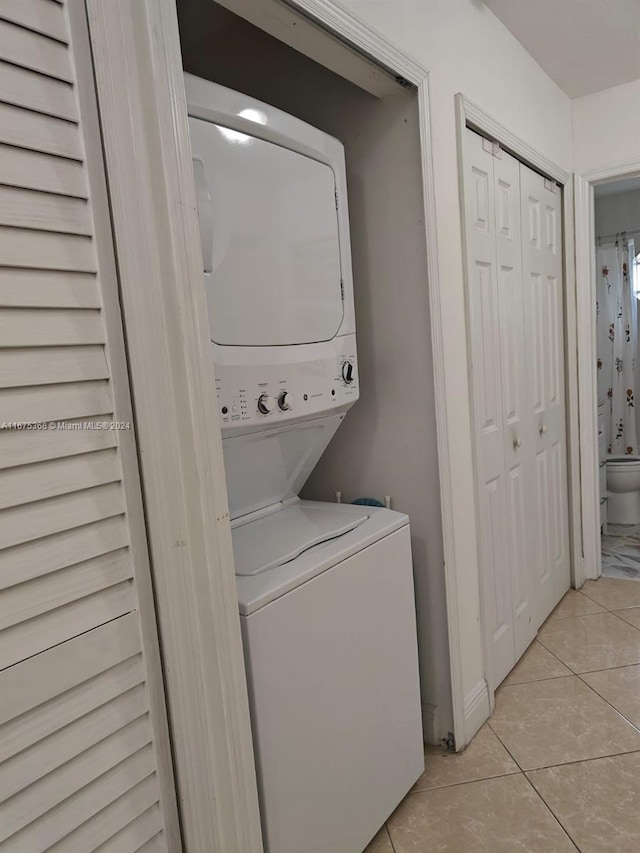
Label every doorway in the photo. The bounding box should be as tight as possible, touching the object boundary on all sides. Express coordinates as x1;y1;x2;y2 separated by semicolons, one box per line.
593;177;640;580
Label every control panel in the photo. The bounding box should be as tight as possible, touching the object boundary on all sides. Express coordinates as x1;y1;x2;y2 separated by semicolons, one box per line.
215;337;358;431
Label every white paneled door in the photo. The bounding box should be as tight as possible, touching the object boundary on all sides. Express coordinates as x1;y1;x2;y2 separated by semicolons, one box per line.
0;1;181;850
520;165;571;622
463;129;570;689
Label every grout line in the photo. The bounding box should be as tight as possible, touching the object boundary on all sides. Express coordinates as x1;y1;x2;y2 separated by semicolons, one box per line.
403;769;526;796
517;636;580;675
523;746;640;773
576;661;640;674
409;766;522;794
383;823;397;853
500;672;575;688
522;773;582;852
578;587;610;607
608;609;640;633
575;672;640;734
486;720;527;773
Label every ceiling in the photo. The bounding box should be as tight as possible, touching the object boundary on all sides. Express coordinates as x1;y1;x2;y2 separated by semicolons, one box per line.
594;176;640;197
484;0;640;98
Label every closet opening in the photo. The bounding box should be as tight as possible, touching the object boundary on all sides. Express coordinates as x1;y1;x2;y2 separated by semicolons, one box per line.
594;176;640;580
457;108;574;697
175;0;454;746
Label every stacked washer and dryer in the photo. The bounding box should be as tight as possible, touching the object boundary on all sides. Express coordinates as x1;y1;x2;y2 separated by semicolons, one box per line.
185;74;424;853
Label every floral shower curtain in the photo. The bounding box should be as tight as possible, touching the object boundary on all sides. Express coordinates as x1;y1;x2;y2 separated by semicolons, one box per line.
596;237;637;456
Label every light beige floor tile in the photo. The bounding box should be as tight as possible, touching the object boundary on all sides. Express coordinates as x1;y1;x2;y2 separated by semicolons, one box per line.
364;825;394;853
527;752;640;853
488;676;640;770
412;723;519;792
502;640;572;686
387;775;576;852
581;665;640;729
615;606;640;629
537;612;640;672
582;577;640;610
548;589;606;619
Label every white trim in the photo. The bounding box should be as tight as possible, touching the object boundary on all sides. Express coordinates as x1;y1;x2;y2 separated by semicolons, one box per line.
574;175;600;583
461;96;570;186
463;679;491;743
85;1;263;851
574;159;640;583
421;703;440;746
285;0;427;83
212;0;402;97
415;77;466;746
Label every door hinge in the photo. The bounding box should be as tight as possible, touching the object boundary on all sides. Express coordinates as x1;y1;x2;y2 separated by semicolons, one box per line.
335;188;339;211
544;177;557;194
482;137;502;159
340;279;344;300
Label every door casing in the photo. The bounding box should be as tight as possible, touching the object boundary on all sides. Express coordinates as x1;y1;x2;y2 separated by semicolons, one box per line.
574;160;640;586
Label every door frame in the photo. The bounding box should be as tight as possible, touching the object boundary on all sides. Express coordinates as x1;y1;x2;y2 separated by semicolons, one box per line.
574;159;640;584
455;95;579;699
84;0;470;847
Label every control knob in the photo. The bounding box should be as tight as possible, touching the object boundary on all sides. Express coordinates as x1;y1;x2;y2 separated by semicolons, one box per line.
278;391;293;411
342;361;354;384
257;394;274;415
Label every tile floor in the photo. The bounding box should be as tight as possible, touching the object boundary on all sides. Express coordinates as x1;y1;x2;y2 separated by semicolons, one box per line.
601;525;640;580
365;577;640;852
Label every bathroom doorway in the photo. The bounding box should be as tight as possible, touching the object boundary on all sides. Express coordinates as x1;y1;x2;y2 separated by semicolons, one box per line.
594;177;640;579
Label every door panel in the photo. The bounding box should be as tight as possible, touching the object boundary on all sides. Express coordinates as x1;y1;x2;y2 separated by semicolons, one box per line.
0;2;180;849
463;130;515;686
494;149;536;660
520;163;571;624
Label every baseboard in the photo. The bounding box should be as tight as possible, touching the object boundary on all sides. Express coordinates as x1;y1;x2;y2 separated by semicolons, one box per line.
421;703;440;746
463;679;490;744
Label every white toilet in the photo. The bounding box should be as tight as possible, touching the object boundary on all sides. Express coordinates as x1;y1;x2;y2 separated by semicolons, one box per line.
606;457;640;524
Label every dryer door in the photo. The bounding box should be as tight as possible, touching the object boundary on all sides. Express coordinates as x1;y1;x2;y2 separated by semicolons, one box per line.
189;116;344;347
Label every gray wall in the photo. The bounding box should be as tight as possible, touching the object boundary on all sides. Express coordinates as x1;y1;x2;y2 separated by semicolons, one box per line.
595;189;640;238
178;0;453;740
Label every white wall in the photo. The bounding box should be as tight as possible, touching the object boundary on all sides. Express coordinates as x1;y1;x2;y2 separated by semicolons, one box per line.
329;0;573;737
178;0;453;741
573;79;640;175
595;189;640;237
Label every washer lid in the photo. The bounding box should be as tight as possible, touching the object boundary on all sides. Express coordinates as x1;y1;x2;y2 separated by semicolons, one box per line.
234;501;409;615
233;503;369;576
188;116;344;348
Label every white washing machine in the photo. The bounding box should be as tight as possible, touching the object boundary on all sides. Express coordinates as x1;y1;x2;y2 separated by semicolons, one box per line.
185;75;424;853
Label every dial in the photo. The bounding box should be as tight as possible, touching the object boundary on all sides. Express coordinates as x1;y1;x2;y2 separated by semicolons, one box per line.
257;393;274;415
342;361;354;384
278;391;293;411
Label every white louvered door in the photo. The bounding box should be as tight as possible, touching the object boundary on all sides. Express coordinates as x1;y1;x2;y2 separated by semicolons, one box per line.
0;2;181;850
463;129;570;689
